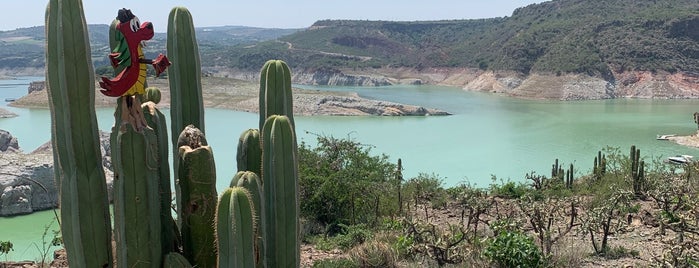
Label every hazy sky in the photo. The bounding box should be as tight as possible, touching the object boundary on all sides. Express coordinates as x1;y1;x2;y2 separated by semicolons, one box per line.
2;0;548;31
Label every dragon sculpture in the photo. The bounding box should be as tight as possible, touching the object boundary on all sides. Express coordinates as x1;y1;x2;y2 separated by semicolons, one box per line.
99;8;170;130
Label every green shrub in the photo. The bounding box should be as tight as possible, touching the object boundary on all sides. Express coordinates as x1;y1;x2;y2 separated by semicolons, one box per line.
490;176;530;199
483;229;545;268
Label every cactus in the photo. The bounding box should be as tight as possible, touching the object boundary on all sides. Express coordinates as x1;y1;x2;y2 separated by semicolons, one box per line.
261;115;300;267
112;124;162;268
593;150;607;180
566;163;574;189
45;0;113;266
259;60;294;130
177;125;217;267
167;6;204;139
237;129;262;176
231;171;264;267
163;252;193;268
216;187;256;268
142;87;179;254
630;145;645;198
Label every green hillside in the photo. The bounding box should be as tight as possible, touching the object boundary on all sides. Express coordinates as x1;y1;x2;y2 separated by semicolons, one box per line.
217;0;698;77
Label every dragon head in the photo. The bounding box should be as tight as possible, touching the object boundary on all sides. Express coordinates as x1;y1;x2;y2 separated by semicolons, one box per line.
116;8;154;48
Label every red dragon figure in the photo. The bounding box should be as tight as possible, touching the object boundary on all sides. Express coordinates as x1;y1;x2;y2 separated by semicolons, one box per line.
99;8;170;130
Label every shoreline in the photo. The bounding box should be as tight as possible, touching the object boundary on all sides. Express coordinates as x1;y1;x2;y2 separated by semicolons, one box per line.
7;76;450;116
668;131;699;148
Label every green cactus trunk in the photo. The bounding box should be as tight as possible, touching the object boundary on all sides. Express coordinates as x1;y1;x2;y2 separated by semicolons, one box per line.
231;171;264;267
167;6;204;139
142;89;179;254
237;129;262;176
177;125;217;267
259;60;294;130
261;115;300;267
217;187;256;268
45;0;113;266
112;124;162;268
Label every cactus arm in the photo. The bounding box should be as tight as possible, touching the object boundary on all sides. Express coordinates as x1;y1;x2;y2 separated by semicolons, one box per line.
259;60;294;130
237;129;262;176
45;0;113;266
261;115;300;267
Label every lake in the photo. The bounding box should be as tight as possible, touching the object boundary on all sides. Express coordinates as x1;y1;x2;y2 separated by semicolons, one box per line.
1;76;699;261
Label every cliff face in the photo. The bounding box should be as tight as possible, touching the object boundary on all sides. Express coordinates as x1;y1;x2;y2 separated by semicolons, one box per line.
0;131;113;217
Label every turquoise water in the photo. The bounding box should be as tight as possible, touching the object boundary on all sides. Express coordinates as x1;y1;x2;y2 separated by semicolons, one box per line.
2;77;699;261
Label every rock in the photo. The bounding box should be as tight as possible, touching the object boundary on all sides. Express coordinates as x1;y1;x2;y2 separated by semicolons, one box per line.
0;130;114;217
0;129;20;152
0;108;17;119
28;81;45;94
0;185;32;216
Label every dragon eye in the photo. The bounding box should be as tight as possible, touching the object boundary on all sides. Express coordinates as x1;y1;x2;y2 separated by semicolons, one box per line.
130;17;140;32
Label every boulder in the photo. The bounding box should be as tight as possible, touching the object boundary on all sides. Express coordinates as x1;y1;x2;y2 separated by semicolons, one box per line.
0;129;20;152
0;185;32;216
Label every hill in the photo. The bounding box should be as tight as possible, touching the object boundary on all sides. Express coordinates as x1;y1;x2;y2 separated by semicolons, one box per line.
219;0;698;76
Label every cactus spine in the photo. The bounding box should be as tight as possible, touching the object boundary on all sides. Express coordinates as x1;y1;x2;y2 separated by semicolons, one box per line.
217;187;256;267
261;115;300;267
237;129;263;176
259;60;294;130
177;125;217;267
45;0;113;266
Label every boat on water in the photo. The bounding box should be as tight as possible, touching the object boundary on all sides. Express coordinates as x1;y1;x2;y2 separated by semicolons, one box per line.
656;134;676;140
4;98;15;102
667;155;693;164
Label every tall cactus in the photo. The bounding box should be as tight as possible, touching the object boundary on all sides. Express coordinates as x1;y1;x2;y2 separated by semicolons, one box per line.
259;60;294;130
237;129;262;176
167;6;204;138
216;187;256;268
261;115;300;267
45;0;113;266
177;125;217;267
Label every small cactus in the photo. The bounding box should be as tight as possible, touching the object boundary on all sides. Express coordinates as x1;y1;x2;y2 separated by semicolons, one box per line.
237;129;262;176
216;187;256;268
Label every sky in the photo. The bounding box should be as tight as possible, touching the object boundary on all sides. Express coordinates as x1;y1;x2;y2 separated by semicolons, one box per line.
2;0;548;32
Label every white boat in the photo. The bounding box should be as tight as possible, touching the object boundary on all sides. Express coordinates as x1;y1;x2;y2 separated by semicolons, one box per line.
667;155;693;164
656;134;676;140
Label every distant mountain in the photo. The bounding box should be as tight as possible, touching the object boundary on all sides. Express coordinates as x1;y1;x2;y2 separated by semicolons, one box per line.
218;0;698;77
0;24;299;70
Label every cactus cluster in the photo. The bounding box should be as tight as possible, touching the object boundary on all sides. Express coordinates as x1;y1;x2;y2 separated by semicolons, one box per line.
551;159;574;189
48;3;299;267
